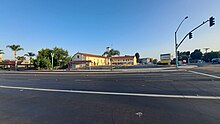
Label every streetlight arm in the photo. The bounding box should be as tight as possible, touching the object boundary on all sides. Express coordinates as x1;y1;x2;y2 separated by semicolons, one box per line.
175;16;188;33
175;16;188;69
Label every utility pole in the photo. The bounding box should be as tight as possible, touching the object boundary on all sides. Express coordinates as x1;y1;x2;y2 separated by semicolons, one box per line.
203;48;210;53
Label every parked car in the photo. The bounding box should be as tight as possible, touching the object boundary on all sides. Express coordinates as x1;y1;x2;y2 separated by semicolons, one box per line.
211;58;220;64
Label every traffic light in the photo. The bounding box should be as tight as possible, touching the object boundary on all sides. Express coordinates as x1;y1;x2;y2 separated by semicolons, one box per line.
189;32;193;39
209;16;215;27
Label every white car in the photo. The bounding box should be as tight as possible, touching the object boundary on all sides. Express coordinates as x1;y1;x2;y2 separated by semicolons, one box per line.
211;58;220;64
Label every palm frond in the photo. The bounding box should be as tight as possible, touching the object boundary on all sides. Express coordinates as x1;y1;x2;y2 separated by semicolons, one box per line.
0;50;4;54
6;44;24;51
17;48;24;51
102;51;109;56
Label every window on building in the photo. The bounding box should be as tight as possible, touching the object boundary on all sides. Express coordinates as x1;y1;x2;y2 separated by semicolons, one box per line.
77;55;79;58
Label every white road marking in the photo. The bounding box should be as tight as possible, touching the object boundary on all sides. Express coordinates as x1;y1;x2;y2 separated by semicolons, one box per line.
0;85;220;100
188;70;220;79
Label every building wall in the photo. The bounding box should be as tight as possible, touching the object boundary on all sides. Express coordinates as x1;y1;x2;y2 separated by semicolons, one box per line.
71;53;137;68
72;53;86;61
112;56;137;65
71;53;86;68
134;57;137;65
85;56;106;66
0;54;2;62
71;53;106;68
140;58;152;64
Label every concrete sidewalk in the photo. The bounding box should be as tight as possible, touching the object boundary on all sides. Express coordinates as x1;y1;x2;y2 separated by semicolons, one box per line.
0;65;197;74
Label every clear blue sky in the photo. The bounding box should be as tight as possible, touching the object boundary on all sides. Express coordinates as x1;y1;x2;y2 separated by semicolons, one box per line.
0;0;219;60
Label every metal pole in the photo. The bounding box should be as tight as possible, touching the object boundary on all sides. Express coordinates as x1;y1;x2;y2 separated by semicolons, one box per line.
188;55;190;64
175;32;178;68
51;53;54;71
52;56;53;70
175;16;188;69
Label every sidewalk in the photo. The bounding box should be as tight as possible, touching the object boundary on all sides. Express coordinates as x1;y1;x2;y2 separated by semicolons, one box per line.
0;65;197;74
190;64;220;73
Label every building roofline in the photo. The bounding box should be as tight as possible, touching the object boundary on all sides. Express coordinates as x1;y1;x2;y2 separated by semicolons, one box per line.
75;52;106;58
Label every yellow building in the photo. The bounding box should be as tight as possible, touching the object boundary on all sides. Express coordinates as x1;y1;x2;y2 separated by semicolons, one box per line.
0;54;2;62
70;52;107;69
112;56;137;66
69;52;137;69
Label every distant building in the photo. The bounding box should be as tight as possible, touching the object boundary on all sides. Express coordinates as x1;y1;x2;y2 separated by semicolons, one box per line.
139;58;152;64
69;52;137;69
112;56;137;66
69;52;107;69
0;60;34;70
0;54;2;62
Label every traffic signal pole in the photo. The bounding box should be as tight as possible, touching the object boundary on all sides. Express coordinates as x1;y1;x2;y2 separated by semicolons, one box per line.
175;16;188;69
177;19;209;49
175;32;178;69
175;16;215;69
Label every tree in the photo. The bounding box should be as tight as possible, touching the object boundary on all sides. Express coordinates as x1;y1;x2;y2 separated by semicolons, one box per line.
190;49;203;60
24;52;36;69
6;44;24;70
52;47;69;68
34;57;51;69
17;56;26;61
135;52;140;63
34;48;52;69
179;51;190;62
202;51;220;62
35;47;70;69
153;59;158;64
0;50;4;54
102;49;120;71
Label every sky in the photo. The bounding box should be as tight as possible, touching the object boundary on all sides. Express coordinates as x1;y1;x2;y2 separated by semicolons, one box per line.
0;0;219;60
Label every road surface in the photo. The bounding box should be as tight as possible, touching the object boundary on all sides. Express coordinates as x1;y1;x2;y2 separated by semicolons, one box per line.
0;69;220;124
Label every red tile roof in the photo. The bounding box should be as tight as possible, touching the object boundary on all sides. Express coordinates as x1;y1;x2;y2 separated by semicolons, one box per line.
75;52;135;59
77;52;106;58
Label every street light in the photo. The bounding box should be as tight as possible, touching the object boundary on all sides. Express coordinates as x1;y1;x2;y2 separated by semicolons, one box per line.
51;53;54;71
175;16;188;69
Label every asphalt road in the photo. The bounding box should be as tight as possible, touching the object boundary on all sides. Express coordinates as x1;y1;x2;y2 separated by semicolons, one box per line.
1;69;220;124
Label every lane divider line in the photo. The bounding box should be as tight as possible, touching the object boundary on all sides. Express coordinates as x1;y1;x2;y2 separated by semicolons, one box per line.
188;70;220;79
0;85;220;100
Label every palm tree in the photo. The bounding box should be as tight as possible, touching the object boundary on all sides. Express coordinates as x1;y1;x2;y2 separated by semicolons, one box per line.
24;52;35;69
0;50;4;54
103;48;120;71
6;44;24;70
